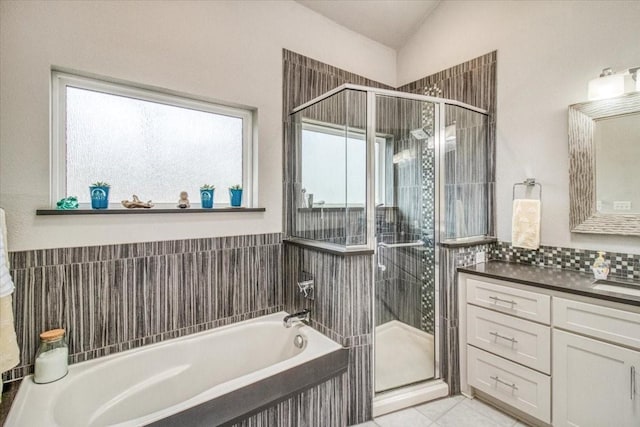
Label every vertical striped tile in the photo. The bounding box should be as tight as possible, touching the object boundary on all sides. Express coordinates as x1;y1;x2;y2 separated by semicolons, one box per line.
3;233;283;383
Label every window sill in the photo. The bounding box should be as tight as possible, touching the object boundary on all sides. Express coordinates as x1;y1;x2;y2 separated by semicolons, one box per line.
36;207;266;215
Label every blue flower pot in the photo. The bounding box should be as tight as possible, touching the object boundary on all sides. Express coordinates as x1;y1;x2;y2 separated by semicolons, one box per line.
200;189;215;209
229;189;243;207
89;186;110;209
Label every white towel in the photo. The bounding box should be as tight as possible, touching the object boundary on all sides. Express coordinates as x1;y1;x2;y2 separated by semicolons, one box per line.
0;208;19;378
0;208;14;297
512;199;541;250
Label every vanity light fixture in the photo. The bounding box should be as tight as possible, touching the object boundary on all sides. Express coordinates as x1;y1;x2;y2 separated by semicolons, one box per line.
588;68;624;100
632;67;640;92
588;67;640;100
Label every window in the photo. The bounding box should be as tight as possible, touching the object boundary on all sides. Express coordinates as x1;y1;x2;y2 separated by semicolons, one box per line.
300;123;387;206
51;71;253;207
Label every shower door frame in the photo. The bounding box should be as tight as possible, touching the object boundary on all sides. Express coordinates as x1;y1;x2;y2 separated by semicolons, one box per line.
369;90;445;397
291;83;489;405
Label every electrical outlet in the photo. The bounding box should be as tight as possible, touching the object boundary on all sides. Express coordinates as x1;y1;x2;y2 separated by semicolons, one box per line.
597;200;602;211
613;201;632;211
475;251;486;264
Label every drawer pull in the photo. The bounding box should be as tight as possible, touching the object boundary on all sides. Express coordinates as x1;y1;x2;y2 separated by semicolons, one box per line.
489;295;517;306
489;331;518;344
632;366;636;401
490;375;518;391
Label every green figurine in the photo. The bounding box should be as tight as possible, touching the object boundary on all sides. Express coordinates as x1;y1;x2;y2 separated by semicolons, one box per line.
56;196;79;210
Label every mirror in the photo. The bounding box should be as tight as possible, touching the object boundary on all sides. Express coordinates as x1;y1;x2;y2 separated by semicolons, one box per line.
569;92;640;235
594;112;640;213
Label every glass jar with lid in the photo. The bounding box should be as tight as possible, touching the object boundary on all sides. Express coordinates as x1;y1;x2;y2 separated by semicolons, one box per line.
34;328;69;384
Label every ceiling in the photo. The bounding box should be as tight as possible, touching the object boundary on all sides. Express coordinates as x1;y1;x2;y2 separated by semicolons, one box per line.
295;0;441;50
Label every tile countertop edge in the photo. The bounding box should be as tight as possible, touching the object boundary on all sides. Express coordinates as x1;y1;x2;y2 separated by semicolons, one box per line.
458;261;640;307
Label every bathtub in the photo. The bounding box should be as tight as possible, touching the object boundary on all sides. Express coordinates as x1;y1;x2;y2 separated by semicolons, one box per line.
5;312;347;427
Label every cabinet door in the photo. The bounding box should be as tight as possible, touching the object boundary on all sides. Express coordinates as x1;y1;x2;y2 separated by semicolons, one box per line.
553;330;640;427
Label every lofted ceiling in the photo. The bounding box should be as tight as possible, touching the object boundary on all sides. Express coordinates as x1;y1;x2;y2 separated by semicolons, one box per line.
295;0;441;50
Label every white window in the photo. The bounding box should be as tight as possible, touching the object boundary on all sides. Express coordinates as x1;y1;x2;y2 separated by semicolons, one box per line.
51;71;254;207
300;123;387;206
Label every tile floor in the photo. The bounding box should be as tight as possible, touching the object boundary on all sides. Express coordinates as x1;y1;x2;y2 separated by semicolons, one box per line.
354;395;530;427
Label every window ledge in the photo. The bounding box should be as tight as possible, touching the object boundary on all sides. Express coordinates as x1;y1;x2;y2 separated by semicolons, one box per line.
36;207;266;215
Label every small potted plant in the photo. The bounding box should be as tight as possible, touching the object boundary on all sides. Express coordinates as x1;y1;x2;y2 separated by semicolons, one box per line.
200;184;216;208
89;181;110;209
229;184;243;207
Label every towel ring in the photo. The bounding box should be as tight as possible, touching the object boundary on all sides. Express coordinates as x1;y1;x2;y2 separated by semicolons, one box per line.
513;178;542;201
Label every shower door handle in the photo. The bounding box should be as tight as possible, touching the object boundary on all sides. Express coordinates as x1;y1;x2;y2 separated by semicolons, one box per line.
377;240;424;271
378;240;425;249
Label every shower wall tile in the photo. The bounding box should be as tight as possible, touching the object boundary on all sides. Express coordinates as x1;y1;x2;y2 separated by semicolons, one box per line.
3;233;283;383
283;49;393;242
398;50;497;239
283;243;373;424
283;50;498;422
439;243;495;394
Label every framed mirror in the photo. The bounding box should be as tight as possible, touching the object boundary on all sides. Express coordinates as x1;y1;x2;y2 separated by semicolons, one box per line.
569;92;640;235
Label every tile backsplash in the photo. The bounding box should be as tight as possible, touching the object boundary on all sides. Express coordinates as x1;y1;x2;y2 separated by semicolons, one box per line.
491;241;640;280
3;233;283;382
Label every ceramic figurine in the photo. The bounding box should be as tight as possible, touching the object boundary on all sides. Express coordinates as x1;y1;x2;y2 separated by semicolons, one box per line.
121;195;154;209
177;191;190;208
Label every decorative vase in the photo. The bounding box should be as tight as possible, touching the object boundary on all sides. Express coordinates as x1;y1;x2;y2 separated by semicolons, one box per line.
229;189;243;207
89;186;110;209
200;189;215;209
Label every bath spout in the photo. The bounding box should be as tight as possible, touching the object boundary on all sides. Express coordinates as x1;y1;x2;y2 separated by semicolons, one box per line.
283;309;310;328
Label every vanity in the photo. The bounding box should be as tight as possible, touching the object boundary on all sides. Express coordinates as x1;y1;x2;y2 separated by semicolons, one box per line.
458;261;640;427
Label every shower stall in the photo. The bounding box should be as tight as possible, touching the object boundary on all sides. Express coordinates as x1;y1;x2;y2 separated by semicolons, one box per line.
289;84;489;412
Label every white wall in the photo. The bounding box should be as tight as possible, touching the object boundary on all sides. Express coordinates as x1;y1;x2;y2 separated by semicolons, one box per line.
398;0;640;253
0;0;396;251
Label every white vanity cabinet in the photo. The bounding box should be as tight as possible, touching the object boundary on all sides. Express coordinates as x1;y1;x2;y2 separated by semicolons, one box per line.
553;298;640;427
459;273;640;427
462;276;552;424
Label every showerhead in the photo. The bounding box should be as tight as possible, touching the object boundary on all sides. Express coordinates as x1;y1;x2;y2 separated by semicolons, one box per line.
410;128;430;140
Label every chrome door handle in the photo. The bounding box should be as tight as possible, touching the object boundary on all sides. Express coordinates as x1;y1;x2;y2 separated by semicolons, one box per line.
632;366;636;401
490;375;518;391
489;295;517;306
489;331;518;344
377;246;387;271
378;240;424;249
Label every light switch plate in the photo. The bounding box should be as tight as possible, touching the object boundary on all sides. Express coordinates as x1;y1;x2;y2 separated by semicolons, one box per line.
475;251;486;264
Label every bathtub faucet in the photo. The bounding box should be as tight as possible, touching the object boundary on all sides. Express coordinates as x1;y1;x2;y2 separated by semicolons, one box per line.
283;309;311;328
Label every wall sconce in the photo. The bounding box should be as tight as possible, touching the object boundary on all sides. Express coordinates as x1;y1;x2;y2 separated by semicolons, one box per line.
588;67;640;100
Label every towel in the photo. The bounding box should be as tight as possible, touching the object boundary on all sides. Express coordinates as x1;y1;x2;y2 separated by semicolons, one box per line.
512;199;541;250
0;208;19;380
0;208;14;297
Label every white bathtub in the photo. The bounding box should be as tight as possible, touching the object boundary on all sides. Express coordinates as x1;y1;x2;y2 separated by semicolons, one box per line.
5;312;343;427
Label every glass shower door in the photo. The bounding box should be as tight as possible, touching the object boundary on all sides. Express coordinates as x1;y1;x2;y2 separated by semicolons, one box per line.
374;95;437;393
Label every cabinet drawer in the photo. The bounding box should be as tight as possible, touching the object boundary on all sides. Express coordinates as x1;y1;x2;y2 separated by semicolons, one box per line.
467;345;551;423
466;278;550;324
466;305;551;374
554;298;640;350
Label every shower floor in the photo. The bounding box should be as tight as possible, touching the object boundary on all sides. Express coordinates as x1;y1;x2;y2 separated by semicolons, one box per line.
374;320;435;393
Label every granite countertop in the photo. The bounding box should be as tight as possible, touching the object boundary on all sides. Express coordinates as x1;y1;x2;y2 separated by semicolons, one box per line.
458;261;640;307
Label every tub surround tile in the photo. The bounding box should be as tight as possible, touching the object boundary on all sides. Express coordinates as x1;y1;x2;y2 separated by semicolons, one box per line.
150;349;349;427
229;373;347;427
3;233;283;383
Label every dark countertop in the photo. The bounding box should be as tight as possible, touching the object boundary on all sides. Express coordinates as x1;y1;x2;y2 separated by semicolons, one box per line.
458;261;640;307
